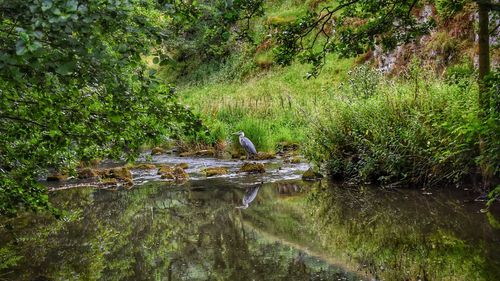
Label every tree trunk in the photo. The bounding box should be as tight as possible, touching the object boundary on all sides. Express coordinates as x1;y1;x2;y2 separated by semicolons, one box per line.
477;0;491;189
477;0;491;106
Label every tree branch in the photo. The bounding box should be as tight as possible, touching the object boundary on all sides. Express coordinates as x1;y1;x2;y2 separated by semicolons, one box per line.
407;0;419;17
0;114;47;128
302;0;362;39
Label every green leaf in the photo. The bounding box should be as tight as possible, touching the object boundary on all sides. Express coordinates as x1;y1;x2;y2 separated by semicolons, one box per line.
153;57;160;64
19;32;29;42
66;0;78;12
52;8;62;15
28;41;43;52
49;130;61;137
41;0;53;12
15;41;26;56
56;61;76;75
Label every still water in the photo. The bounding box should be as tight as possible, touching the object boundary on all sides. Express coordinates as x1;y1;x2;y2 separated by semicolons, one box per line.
1;156;499;280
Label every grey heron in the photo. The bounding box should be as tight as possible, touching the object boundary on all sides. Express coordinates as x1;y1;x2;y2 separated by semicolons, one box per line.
236;182;262;209
233;131;257;160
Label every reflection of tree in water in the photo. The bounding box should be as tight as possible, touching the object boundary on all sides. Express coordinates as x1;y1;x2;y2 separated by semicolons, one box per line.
0;183;356;281
275;182;305;197
305;183;500;281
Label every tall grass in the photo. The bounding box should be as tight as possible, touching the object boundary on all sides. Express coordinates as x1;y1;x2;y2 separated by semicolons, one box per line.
304;62;498;187
178;56;354;153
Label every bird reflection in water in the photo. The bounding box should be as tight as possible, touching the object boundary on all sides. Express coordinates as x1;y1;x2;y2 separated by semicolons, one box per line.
236;182;262;209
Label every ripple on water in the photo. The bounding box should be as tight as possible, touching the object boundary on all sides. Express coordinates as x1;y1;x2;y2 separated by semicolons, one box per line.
131;153;310;186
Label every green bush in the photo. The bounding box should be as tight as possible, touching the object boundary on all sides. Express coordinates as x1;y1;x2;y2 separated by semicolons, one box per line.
346;64;381;99
435;0;466;19
304;63;494;187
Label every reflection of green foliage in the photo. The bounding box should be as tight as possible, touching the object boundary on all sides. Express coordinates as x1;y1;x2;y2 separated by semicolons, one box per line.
487;185;500;208
303;185;500;280
486;211;500;230
1;180;499;280
244;196;310;243
0;183;360;280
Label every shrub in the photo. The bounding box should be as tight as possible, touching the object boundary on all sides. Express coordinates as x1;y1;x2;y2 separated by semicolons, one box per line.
304;63;490;187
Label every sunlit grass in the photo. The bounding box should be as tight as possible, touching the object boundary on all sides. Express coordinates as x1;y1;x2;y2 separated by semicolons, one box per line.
178;55;354;152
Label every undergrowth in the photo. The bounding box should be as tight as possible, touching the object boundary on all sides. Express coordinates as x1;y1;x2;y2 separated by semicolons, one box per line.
304;61;499;188
165;0;498;189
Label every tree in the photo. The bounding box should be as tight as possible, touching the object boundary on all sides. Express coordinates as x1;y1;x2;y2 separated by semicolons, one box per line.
0;0;201;215
274;0;498;80
274;1;434;75
160;0;264;81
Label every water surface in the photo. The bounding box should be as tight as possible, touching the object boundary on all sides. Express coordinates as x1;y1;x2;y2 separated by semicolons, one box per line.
1;155;499;280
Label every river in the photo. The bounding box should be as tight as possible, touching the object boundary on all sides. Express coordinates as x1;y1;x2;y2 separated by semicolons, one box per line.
1;154;499;280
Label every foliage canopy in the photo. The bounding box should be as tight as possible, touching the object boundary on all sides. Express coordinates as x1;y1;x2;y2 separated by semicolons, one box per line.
159;0;264;81
0;0;202;215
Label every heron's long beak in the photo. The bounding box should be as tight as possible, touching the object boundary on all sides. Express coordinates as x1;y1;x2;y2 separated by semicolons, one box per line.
232;132;240;135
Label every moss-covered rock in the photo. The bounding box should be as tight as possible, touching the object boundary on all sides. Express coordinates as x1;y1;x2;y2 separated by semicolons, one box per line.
179;151;196;157
77;168;98;179
289;157;301;164
239;162;265;174
157;165;174;175
302;168;323;181
158;165;188;181
100;178;118;185
254;152;276;160
176;163;189;169
179;149;215;157
98;167;131;179
277;142;300;153
203;167;229;177
46;173;68;181
151;147;167;155
107;167;132;180
131;163;157;170
96;167;133;187
173;167;188;180
124;178;134;187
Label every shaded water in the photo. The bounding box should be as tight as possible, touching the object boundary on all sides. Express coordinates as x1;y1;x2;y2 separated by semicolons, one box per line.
1;155;499;280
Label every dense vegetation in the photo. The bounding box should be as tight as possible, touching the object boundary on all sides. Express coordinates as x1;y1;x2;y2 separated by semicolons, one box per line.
0;0;498;215
306;63;498;187
0;0;202;215
175;0;498;189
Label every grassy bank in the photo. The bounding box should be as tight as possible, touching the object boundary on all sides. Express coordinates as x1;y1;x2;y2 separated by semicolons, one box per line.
178;56;354;153
178;57;498;188
305;63;499;187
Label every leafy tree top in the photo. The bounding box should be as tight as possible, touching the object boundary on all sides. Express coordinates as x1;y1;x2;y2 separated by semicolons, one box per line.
0;0;202;215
